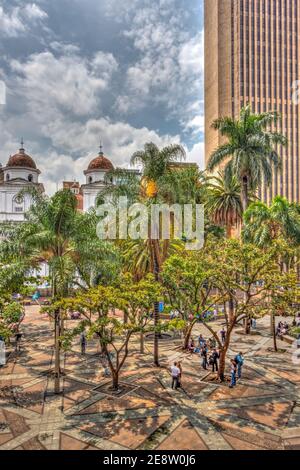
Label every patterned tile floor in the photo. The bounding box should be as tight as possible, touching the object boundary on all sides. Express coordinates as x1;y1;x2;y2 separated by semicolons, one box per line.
0;306;299;450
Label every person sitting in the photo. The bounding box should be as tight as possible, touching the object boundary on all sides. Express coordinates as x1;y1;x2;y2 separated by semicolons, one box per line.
188;338;195;353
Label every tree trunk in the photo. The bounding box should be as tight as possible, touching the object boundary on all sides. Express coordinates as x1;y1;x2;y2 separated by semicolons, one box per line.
218;347;227;382
226;224;232;239
183;321;195;350
244;315;251;335
140;331;144;354
54;309;60;394
228;295;234;323
271;313;278;352
111;370;119;390
218;333;231;382
241;176;249;213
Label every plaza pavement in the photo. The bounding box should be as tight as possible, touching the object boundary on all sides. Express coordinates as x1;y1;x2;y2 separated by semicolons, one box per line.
0;305;299;450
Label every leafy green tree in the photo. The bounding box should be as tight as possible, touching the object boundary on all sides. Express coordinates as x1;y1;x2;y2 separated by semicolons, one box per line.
1;189;120;393
0;301;24;342
162;239;291;381
52;274;161;390
97;142;187;367
161;251;220;349
207;105;287;212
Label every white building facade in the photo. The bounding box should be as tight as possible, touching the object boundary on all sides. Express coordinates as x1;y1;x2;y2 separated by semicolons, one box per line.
0;142;44;222
0;142;141;221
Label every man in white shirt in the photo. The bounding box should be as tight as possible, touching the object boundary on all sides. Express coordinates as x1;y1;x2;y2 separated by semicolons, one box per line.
170;362;180;389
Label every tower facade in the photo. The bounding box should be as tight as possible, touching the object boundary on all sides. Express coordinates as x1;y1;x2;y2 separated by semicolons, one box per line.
205;0;300;202
0;142;44;222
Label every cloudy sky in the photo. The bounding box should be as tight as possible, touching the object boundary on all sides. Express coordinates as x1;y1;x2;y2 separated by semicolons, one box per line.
0;0;204;193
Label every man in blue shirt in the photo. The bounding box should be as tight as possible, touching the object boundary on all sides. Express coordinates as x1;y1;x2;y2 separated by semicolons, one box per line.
235;352;244;379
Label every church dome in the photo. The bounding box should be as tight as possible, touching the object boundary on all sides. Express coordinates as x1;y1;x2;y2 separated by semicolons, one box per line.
87;155;114;171
7;141;37;170
86;143;114;172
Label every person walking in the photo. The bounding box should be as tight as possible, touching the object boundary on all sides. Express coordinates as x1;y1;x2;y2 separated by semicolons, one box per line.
235;352;244;379
80;331;87;355
229;359;237;388
209;349;219;373
171;362;180;390
201;345;208;370
15;332;22;353
220;327;226;345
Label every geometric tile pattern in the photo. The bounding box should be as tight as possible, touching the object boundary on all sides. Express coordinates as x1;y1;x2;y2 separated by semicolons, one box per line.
0;306;299;450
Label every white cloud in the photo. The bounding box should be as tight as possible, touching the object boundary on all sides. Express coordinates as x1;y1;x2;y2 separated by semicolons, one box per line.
23;4;47;21
111;0;204;135
0;3;47;37
178;32;204;77
186;141;205;170
0;0;204;195
10;49;118;117
185;115;204;135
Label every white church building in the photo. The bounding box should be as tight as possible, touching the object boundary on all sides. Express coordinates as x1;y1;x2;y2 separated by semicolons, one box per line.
0;141;140;222
0;141;44;222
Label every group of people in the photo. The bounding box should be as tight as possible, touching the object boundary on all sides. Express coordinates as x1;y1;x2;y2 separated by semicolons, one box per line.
170;350;245;390
170;326;246;390
276;321;290;337
187;329;228;371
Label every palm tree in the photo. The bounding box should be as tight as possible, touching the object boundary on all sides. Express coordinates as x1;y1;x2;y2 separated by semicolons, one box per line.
205;171;243;238
244;197;300;338
207;105;287;212
97;142;186;366
9;189;78;393
243;196;300;248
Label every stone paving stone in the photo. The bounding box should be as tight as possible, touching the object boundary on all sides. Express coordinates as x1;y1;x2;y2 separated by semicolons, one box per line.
60;433;93;450
13;380;46;414
221;433;266;450
157;419;208;450
19;436;47;450
62;378;95;410
1;409;30;437
208;384;282;401
1;309;299;451
209;419;284;450
214;401;294;430
0;433;14;445
283;437;300;450
79;414;171;449
78;393;160;415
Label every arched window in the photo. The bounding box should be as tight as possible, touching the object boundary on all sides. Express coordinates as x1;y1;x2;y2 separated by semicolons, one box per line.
28;174;33;182
13;195;24;213
6;174;10;181
88;176;93;184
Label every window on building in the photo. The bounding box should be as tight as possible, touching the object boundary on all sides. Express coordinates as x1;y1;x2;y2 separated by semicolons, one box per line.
13;195;24;213
28;174;33;182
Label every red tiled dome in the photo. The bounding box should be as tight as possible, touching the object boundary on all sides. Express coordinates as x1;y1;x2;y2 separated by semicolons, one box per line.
87;155;114;171
7;149;37;170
